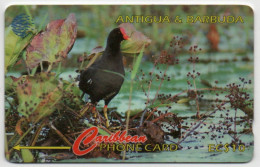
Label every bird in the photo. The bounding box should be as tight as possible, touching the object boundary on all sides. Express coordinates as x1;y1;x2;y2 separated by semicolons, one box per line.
79;27;129;127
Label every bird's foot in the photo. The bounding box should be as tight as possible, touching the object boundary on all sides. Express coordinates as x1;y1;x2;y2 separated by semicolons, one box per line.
105;120;110;128
108;126;121;131
92;106;101;125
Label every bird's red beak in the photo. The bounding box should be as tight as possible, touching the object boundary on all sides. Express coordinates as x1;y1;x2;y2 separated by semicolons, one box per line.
120;27;130;40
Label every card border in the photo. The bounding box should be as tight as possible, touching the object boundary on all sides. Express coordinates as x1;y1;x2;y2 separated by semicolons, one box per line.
1;1;258;167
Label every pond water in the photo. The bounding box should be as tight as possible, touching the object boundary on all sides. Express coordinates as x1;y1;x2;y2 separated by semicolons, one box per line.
56;52;253;163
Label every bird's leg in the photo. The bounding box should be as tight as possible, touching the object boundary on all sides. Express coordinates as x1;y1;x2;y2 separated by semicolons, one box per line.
92;105;99;125
103;105;109;128
92;104;103;126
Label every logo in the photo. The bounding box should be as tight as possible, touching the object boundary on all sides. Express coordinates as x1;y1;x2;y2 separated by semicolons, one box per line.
72;127;147;156
11;14;35;38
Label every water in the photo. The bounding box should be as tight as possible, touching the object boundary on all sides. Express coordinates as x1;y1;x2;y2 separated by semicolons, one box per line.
55;52;253;163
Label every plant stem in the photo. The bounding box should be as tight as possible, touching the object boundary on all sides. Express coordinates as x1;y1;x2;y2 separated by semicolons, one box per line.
192;53;200;118
8;126;34;155
152;64;169;104
47;63;53;72
27;68;31;75
123;79;133;160
80;53;86;70
31;67;38;76
178;102;228;145
7;133;18;146
40;62;43;72
146;61;157;103
30;120;46;146
50;123;72;146
234;109;237;140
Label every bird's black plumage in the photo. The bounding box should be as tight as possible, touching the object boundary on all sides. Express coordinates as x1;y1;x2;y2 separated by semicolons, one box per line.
79;28;127;106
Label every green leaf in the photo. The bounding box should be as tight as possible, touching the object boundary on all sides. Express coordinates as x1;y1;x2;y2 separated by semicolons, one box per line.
119;23;151;54
177;98;190;104
5;76;15;92
82;24;150;68
131;46;144;80
21;149;34;163
147;103;171;109
4;26;34;74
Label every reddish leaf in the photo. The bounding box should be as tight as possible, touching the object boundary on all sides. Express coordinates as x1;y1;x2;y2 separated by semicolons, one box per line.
15;117;26;136
207;24;219;51
26;13;77;69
